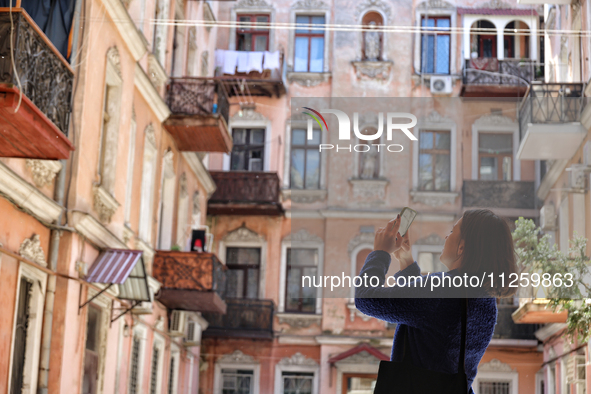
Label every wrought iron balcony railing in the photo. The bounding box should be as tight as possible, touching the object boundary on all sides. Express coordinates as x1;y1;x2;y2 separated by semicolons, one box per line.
202;298;274;339
166;78;230;124
463;58;536;86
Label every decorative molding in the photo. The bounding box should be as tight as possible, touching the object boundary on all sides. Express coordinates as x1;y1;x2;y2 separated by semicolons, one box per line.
134;63;171;123
203;2;216;31
218;350;258;364
224;225;265;243
347;232;375;256
480;0;511;9
278;353;318;366
234;0;271;8
424;110;453;124
474;114;515;126
148;53;167;90
69;211;126;249
284;229;323;244
181;152;216;198
162;150;175;179
0;161;63;224
93;185;120;223
286;72;331;87
417;0;455;9
123;225;134;245
415;233;445;245
410;191;458;207
349;179;388;201
479;359;516;373
100;0;147;61
179;173;188;198
335;350;381;365
277;313;322;328
355;0;391;19
19;234;46;266
231;106;267;122
291;0;328;9
283;189;327;203
145;124;156;147
200;51;209;77
351;61;392;81
135;238;155;261
188;27;198;50
107;46;122;77
25;160;62;188
346;303;372;322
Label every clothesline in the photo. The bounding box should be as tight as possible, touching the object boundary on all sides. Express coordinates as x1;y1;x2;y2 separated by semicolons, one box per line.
215;49;281;76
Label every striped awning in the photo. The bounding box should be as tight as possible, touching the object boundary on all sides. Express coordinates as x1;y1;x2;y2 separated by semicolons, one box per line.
86;249;150;302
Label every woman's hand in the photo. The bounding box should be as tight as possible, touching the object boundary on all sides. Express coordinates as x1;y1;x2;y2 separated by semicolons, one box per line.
373;215;404;254
394;231;414;270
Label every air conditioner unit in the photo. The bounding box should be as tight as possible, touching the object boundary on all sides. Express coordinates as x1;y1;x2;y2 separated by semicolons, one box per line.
183;319;202;347
539;204;556;231
566;355;586;384
169;310;186;337
430;76;453;95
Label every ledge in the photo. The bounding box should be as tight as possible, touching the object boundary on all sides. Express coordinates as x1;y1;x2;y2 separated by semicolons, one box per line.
182;152;216;198
277;313;322;328
92;184;120;223
286;72;331;87
101;0;147;61
349;179;389;200
134;63;171;123
69;211;126;249
410;190;459;207
282;189;327;204
351;61;393;81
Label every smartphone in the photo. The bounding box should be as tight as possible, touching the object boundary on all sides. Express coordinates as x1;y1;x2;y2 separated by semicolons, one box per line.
398;207;417;237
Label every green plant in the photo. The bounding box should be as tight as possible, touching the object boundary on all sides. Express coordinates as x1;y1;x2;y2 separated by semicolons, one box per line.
171;244;182;251
512;217;591;342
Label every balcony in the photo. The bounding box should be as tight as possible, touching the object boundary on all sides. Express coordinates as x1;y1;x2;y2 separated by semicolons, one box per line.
493;305;541;340
462;181;536;210
214;49;286;97
0;9;74;159
512;298;568;324
163;78;233;153
517;83;587;160
462;59;536;97
202;298;274;339
152;251;226;313
208;171;284;216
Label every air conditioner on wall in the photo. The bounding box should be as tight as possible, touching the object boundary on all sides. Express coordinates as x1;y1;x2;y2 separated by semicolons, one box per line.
430;76;453;94
183;319;202;347
169;310;186;337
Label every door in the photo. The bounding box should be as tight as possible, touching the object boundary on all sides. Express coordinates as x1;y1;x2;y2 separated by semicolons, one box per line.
479;35;497;58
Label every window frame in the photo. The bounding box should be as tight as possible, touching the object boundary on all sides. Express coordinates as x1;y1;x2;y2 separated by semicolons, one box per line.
224;115;271;172
167;345;180;394
128;325;148;394
149;334;165;394
420;15;451;74
477;132;514;181
473;367;518;394
138;125;158;244
417;129;452;191
284;247;320;314
274;356;319;394
225;247;262;299
293;15;326;73
229;5;275;51
414;8;457;75
283;120;327;192
214;357;261;394
229;128;266;171
236;14;271;51
288;9;330;74
470;117;520;181
289;126;322;189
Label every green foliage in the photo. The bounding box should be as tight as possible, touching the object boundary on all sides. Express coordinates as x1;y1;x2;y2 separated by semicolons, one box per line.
512;217;591;343
171;244;182;251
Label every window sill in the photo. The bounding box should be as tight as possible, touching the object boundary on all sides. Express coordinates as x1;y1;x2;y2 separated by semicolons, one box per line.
410;190;458;207
349;178;389;201
282;189;327;203
286;71;331;87
277;312;322;328
351;60;393;81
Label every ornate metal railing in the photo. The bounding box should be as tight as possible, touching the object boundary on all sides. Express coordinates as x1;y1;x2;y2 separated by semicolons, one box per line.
166;78;230;125
0;10;73;135
493;305;541;340
463;59;535;86
462;180;535;210
209;171;281;204
202;298;274;339
518;83;586;140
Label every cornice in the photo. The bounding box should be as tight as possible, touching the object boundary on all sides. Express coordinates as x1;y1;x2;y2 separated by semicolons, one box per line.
134;63;171;123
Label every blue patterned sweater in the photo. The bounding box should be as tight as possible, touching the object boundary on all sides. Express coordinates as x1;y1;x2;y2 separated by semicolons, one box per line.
354;250;497;393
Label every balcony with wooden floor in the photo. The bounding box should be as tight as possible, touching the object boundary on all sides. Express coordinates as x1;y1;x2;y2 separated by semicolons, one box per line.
461;59;537;97
0;9;74;159
512;298;568;324
517;83;588;160
207;171;284;216
493;305;541;340
152;251;227;313
163;78;233;153
202;298;274;339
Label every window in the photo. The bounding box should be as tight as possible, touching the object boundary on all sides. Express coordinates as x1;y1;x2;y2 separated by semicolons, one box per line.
124;117;137;224
237;15;270;51
168;349;180;394
222;369;254;394
478;133;512;181
149;346;160;394
225;247;261;299
82;306;101;394
230;128;265;171
294;15;325;72
343;374;377;394
418;130;451;191
290;128;321;189
167;356;175;394
285;248;318;313
417;251;446;273
139;126;157;243
129;336;141;394
479;380;511;394
10;277;33;394
420;16;450;74
283;372;314;394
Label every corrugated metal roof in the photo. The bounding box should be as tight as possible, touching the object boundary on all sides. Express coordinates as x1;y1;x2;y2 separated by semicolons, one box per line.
457;8;538;16
86;249;150;302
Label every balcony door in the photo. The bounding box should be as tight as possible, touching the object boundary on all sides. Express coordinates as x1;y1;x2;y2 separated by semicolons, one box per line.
230;128;265;171
82;305;101;394
225;247;261;299
479;35;497;58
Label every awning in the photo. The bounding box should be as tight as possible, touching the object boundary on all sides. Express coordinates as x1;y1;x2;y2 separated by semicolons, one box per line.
86;249;150;302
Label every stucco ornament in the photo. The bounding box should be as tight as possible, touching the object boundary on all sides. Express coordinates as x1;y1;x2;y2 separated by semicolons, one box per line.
417;0;454;9
284;229;322;243
480;0;511;9
231;106;267;121
25;159;62;187
347;303;372;322
278;352;318;366
19;234;46;266
148;54;167;89
351;61;392;81
224;225;265;243
234;0;271;8
287;72;331;87
145;124;156;147
218;350;257;364
424;110;452;124
93;185;120;223
106;46;122;77
278;314;321;328
288;189;327;203
335;350;382;365
409;190;458;207
478;359;515;372
355;0;391;19
292;0;328;9
415;233;445;245
350;179;388;202
347;232;375;257
474;113;515;126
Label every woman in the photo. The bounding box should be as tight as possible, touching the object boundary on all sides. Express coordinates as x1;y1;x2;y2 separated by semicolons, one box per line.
355;209;517;393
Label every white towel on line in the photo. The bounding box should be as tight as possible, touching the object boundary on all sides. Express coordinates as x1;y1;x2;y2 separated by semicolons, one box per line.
215;49;225;68
247;51;264;73
222;50;238;75
236;51;249;73
263;51;280;70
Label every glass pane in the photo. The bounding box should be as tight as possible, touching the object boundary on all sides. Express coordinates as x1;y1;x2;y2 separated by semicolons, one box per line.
305;150;320;189
249;157;263;171
421;34;434;73
420;131;433;149
286;267;302;310
246;268;259;299
502;156;512;181
296;15;309;33
231;151;246;171
288;248;318;266
311;15;325;34
227;248;261;266
238;16;251;23
233;129;246;145
310;37;324;72
435;35;450;74
294;37;309;72
479;134;512;153
255;16;268;30
292;129;306;145
251;129;265;144
346;376;376;394
226;270;244;298
417;252;434;273
435;132;450;150
291;149;305;189
437;18;450;29
311;129;321;145
254;35;268;51
480;156;498;180
434;154;450;191
422;18;435;28
237;34;251;51
419;153;433;190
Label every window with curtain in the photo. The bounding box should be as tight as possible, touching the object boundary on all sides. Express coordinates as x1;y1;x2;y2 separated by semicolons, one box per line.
225;247;261;299
230;128;265;171
294;15;325;72
282;372;314;394
478;133;513;181
290;128;321;189
222;369;254;394
237;14;270;51
420;16;450;74
418;130;451;191
285;248;318;313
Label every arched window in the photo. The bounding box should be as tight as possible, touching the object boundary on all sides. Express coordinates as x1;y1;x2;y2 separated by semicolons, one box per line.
470;20;497;58
504;21;530;59
362;12;383;61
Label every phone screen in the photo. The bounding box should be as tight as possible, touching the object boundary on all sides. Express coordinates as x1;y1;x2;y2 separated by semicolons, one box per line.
399;208;417;237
